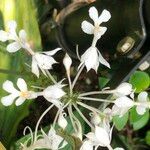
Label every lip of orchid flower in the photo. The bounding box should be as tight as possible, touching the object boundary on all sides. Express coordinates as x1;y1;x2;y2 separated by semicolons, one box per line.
1;78;37;106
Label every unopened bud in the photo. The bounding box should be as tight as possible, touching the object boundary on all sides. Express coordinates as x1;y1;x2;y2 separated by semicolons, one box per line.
63;53;72;74
90;112;101;126
58;112;67;129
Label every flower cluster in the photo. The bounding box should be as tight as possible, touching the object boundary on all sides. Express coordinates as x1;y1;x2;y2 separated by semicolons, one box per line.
0;6;149;150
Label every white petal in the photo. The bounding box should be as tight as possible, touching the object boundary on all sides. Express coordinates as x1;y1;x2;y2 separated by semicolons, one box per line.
1;94;18;106
95;126;110;146
98;9;111;24
7;20;17;34
43;48;61;56
6;42;21;53
116;82;132;97
98;50;110;68
114;96;134;108
58;112;68;129
17;78;27;91
63;53;72;73
32;56;40;77
35;53;57;69
80;140;93;150
19;29;27;42
89;7;99;23
15;97;25;106
81;47;99;72
0;30;8;41
114;148;124;150
81;21;94;34
136;106;146;115
3;80;18;93
138;91;148;102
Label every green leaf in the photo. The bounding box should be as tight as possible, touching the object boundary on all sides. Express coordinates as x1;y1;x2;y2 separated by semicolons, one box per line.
113;112;129;130
145;131;150;146
130;107;149;130
98;77;110;89
129;71;150;93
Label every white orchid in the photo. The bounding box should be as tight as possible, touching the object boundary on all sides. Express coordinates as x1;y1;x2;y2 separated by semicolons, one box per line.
0;20;32;53
42;80;66;108
80;126;113;150
1;78;37;106
31;48;61;77
79;46;110;72
112;96;134;117
81;7;111;40
135;91;149;115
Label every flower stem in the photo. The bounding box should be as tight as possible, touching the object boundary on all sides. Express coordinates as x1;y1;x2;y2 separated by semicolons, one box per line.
72;64;84;89
78;96;114;103
52;109;60;127
73;104;94;130
79;90;116;97
34;104;54;143
46;70;57;84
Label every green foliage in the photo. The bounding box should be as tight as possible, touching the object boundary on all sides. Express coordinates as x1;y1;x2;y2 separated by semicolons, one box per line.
98;77;109;89
113;112;129;131
145;131;150;146
130;107;149;130
129;71;150;93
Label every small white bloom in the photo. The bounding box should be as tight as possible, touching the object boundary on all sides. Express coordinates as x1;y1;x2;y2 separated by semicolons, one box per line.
42;80;66;108
113;96;134;117
115;82;133;97
81;7;111;39
80;140;93;150
90;112;101;126
78;46;110;72
0;20;31;53
31;48;61;77
63;53;72;75
58;111;68;129
1;78;37;106
136;91;149;115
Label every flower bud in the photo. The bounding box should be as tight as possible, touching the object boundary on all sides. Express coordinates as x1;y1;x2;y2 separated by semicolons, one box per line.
58;112;68;129
90;112;101;126
63;53;72;74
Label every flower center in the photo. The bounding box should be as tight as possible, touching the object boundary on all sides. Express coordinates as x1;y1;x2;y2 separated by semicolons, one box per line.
63;92;80;104
20;91;30;98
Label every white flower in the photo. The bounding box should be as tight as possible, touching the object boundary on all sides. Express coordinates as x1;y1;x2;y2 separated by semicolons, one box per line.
81;7;111;40
78;46;110;72
58;111;68;129
31;48;61;77
1;78;37;106
136;91;149;115
0;20;31;53
115;82;133;97
113;96;134;117
80;126;113;150
42;80;66;108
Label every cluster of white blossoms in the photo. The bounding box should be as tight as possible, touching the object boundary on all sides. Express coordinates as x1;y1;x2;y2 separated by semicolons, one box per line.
0;6;149;150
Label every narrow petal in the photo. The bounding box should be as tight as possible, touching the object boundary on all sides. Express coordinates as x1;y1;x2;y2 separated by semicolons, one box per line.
32;56;39;77
136;106;146;115
138;92;148;102
6;42;21;53
95;126;110;146
1;94;17;106
98;9;111;24
89;7;99;23
17;78;27;91
0;30;8;41
43;48;61;56
7;20;17;34
3;80;18;93
19;29;27;42
98;50;110;68
81;21;94;34
15;97;25;106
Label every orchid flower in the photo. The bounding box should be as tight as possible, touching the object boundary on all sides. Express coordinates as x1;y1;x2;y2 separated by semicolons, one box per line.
1;78;37;106
135;91;149;115
41;80;66;108
31;48;61;77
0;20;33;54
81;6;111;40
79;7;111;72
